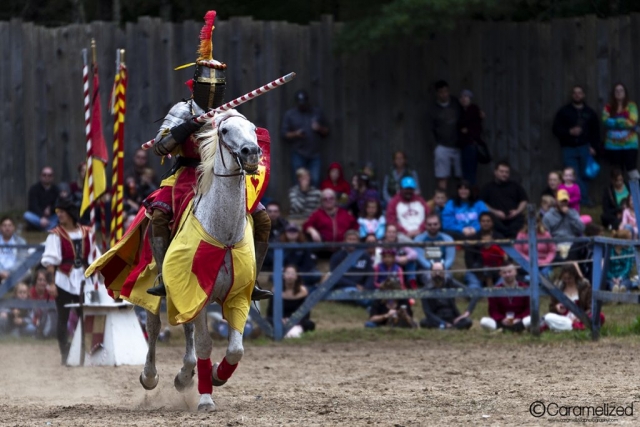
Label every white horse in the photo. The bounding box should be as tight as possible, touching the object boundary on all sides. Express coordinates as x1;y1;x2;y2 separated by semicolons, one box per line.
139;109;262;412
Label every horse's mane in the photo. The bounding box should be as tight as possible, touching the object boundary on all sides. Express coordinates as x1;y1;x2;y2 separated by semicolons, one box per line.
196;109;244;195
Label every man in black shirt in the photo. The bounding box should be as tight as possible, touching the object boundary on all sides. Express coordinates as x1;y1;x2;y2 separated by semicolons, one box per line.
479;161;528;238
23;166;60;231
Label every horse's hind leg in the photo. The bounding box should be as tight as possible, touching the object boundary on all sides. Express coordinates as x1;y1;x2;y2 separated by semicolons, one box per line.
174;322;196;392
140;310;160;390
212;328;244;386
193;311;215;412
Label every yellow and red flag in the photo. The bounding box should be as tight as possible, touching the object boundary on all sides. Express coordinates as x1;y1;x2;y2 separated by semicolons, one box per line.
246;128;271;213
110;51;127;247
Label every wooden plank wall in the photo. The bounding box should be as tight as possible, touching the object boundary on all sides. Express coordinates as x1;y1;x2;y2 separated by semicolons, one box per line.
2;14;640;213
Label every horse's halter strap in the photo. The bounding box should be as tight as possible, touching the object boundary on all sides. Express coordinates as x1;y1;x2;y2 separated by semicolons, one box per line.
213;115;251;178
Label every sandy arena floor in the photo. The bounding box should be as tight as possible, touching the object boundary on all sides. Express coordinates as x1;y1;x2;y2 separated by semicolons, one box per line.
1;339;639;426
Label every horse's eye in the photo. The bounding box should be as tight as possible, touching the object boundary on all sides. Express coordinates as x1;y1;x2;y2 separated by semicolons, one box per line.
221;128;228;135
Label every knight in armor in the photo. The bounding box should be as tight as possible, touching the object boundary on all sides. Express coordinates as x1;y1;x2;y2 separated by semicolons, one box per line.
144;11;272;300
41;197;101;365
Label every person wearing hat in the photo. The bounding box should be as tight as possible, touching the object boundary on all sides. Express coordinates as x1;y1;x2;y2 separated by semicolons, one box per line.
40;197;101;365
458;89;485;186
385;176;430;242
542;188;585;261
281;90;329;188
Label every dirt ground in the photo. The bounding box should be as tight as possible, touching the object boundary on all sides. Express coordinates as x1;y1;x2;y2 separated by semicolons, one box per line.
1;339;639;427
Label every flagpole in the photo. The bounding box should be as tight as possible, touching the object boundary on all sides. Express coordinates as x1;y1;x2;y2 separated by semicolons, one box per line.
110;49;127;247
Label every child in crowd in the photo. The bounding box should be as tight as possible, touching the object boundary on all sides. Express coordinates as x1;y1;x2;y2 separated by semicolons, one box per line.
0;282;36;337
619;196;638;238
374;249;405;289
30;268;57;338
514;218;556;278
426;189;447;222
558;167;581;212
607;229;636;292
539;195;556;219
358;199;386;240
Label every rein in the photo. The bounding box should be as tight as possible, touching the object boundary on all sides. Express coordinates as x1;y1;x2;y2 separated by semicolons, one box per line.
213;115;249;178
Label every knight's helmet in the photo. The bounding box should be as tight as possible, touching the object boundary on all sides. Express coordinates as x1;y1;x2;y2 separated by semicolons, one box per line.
192;11;226;110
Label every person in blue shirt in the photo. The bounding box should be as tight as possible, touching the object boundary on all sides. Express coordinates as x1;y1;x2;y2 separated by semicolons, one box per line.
441;180;488;240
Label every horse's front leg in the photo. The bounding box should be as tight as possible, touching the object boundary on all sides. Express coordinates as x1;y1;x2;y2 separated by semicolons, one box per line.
193;310;215;412
139;310;160;390
174;322;196;391
212;327;244;386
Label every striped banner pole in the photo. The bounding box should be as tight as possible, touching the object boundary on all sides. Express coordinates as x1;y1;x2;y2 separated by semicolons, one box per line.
109;49;127;247
141;72;296;150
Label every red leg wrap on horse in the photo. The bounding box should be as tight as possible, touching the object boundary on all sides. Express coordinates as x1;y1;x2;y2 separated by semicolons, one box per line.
197;358;213;394
217;357;238;381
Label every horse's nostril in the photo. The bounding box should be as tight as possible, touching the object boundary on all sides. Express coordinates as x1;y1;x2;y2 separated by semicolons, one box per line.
241;147;250;156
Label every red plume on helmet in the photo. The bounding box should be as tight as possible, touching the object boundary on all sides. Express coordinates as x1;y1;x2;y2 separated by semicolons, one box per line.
198;10;216;61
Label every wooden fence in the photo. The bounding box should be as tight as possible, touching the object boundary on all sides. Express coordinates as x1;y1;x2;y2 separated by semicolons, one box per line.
2;14;640;214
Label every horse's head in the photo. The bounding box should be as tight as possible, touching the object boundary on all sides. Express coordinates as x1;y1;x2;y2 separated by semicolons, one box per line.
213;110;262;174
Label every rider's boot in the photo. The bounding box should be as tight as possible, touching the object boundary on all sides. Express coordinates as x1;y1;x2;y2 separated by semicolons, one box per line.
251;241;273;301
147;235;170;297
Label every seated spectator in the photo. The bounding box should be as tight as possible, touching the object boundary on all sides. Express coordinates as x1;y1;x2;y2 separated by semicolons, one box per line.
126;148;159;187
360;161;379;191
386;176;430;242
280;224;320;289
266;201;288;242
30;268;56;339
608;229;636;292
378;224;419;289
514;217;556;278
320;162;351;205
419;262;475;330
575;223;604;280
0;217;27;283
289;167;322;217
480;161;528;238
365;279;416;329
267;265;315;338
382;150;421;205
441;180;488;240
304;189;358;248
329;230;374;307
425;189;447;222
23;166;60;231
542;189;585;261
364;233;379;265
0;282;36;337
480;263;530;332
541;171;561;199
558;166;582;213
601;168;629;230
358;199;386;240
543;264;602;332
347;173;380;218
67;161;86;205
374;249;405;289
464;212;507;287
539;195;556;219
124;176;142;215
415;214;455;279
138;167;158;202
619;196;637;237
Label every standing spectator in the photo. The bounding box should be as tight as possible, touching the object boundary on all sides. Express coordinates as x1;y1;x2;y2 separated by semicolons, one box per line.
541;171;562;199
280;224;320;289
347;174;380;218
281;90;329;187
304;189;358;246
542;189;585;261
619;196;637;237
480;263;530;332
607;229;636;292
373;249;405;289
465;212;507;288
601;168;629;230
552;85;600;206
382;151;421;204
289;167;322;218
386;176;430;242
320;162;351;205
441;180;488;240
430;80;462;191
266;265;315;337
40;198;101;365
0;217;27;283
358;199;386;240
479;161;528;238
23;166;60;231
425;189;448;222
458;89;484;186
602;83;639;176
329;230;374;307
514;218;556;278
0;282;36;337
419;262;475;330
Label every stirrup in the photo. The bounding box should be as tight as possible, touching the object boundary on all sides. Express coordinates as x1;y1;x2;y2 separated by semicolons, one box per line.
147;274;167;297
251;283;273;301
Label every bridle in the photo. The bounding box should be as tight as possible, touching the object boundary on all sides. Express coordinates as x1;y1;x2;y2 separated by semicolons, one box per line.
212;114;260;178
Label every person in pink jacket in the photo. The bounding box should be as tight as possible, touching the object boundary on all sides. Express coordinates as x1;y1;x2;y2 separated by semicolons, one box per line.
514;218;557;278
619;196;638;238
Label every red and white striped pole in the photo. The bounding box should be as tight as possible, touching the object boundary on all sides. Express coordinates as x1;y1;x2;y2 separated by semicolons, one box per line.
141;72;296;150
83;48;98;289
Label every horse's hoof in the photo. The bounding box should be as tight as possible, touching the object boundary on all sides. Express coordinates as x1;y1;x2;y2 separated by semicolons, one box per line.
211;363;227;387
197;394;216;412
174;370;195;392
139;373;159;390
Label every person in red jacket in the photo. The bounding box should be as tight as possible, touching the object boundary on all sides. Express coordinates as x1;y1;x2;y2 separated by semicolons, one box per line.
480;263;530;332
303;189;358;251
320;162;351;205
